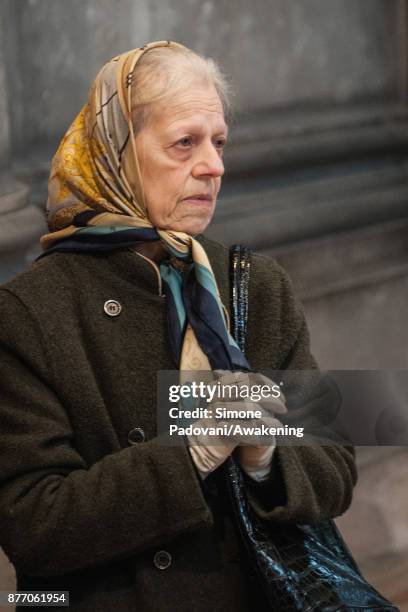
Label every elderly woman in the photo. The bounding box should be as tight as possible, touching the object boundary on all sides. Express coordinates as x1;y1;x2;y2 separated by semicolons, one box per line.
0;41;356;611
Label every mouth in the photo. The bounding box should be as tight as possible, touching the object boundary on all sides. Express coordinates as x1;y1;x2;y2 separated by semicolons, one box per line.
182;194;213;206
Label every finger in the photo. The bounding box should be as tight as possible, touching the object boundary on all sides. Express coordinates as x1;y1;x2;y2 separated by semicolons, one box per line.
258;396;288;415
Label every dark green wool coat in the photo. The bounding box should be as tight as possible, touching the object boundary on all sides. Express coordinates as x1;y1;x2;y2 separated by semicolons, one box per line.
0;235;357;611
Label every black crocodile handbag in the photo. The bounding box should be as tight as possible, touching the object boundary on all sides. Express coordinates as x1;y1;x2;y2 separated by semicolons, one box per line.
224;243;399;612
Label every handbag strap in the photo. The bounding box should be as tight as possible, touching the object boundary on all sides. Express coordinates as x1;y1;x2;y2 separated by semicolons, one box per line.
227;245;400;612
230;244;252;356
225;243;258;523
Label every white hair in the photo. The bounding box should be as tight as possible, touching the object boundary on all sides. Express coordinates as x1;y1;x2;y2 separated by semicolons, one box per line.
130;45;233;133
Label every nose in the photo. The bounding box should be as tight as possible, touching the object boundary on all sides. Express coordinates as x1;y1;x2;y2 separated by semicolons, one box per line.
192;141;225;179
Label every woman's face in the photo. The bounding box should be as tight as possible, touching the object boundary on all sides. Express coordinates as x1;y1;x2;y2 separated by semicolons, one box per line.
134;83;228;236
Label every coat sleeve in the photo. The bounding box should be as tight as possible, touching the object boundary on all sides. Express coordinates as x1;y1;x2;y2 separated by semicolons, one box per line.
0;288;213;578
244;256;358;524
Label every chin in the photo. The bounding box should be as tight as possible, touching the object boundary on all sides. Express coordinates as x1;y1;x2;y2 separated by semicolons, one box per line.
163;210;214;236
174;214;213;236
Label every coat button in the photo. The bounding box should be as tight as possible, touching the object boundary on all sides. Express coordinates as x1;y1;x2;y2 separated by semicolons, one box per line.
127;427;145;445
153;550;172;570
104;300;122;317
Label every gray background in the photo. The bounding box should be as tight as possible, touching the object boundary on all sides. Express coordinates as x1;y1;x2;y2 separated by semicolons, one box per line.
1;0;408;607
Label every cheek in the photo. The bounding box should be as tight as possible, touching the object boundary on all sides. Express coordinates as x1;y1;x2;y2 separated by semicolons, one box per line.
145;171;186;223
163;169;189;205
166;170;188;197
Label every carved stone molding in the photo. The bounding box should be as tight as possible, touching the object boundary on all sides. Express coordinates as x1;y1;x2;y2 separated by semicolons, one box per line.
224;102;408;178
209;158;408;251
269;218;408;301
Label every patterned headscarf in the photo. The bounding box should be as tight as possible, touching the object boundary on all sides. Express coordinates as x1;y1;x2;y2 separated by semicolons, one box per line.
41;40;249;373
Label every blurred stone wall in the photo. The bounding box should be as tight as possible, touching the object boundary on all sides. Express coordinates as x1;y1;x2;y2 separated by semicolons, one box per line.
1;0;408;608
5;0;399;152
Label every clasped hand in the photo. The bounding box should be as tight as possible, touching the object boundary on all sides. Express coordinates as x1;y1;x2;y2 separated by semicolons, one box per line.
187;370;287;481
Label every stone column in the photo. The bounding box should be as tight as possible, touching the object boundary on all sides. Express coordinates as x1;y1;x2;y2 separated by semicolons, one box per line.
0;9;46;284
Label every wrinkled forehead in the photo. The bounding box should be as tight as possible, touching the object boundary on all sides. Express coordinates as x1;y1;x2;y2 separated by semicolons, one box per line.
147;84;228;133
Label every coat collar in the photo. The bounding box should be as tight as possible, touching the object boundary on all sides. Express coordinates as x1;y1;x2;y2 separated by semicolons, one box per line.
77;233;231;307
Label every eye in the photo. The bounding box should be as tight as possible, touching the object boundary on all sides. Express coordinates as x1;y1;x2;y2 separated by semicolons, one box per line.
176;136;193;148
214;137;227;151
